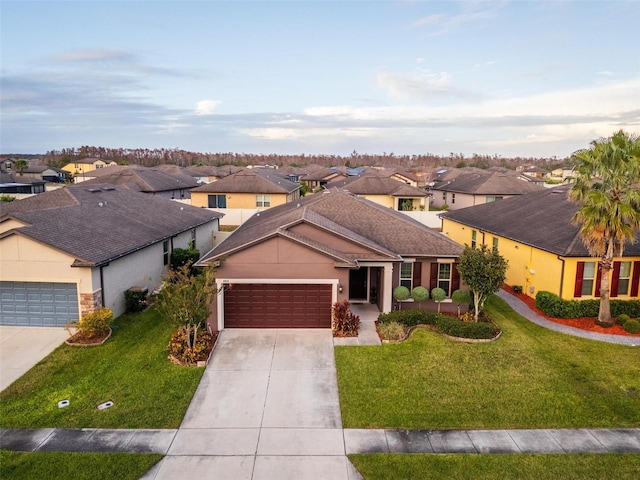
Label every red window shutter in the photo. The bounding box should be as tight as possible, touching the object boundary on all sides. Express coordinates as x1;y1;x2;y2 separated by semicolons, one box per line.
574;262;584;298
611;262;621;297
452;263;461;291
630;261;640;297
430;263;438;290
413;262;422;287
594;264;602;297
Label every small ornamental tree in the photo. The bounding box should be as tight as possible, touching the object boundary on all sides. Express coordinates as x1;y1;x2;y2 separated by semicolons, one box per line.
393;285;410;310
457;244;508;322
451;289;471;317
411;286;429;308
430;287;446;313
155;265;217;351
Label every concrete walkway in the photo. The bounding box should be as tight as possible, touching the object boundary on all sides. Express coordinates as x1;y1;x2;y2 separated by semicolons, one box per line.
496;289;639;346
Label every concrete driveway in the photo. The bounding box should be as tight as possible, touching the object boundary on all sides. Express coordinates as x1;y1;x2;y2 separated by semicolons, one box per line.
145;329;361;480
0;326;69;392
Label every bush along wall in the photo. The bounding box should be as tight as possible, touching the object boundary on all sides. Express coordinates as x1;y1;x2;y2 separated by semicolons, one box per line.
535;291;640;319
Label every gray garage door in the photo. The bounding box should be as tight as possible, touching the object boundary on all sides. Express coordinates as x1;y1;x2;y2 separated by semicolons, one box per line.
0;282;79;327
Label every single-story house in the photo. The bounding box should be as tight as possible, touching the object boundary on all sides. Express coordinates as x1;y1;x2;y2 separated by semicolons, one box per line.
190;168;300;209
197;189;464;330
77;165;199;200
328;174;429;211
441;185;640;300
61;158;118;176
429;167;546;210
0;184;222;326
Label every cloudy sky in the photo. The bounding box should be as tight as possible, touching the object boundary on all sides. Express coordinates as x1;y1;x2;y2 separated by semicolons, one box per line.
1;0;638;157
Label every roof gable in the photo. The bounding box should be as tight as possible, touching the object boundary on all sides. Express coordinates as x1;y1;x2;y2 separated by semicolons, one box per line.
191;169;299;194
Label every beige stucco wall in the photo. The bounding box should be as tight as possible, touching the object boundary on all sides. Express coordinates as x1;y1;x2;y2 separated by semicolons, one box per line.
0;218;29;234
358;194;394;209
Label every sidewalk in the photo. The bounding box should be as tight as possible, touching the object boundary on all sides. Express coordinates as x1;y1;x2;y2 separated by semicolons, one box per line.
2;427;640;455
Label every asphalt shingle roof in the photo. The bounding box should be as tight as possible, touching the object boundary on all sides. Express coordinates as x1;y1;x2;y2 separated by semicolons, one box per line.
432;169;545;195
440;185;640;257
80;166;199;192
1;184;222;266
199;189;462;265
190;169;300;194
328;175;427;197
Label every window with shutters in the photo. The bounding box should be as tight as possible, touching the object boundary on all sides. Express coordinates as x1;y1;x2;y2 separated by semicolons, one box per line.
581;262;596;296
400;262;413;290
617;261;632;296
438;263;452;296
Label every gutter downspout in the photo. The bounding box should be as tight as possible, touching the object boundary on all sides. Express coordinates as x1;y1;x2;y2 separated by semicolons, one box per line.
99;265;106;309
557;256;565;298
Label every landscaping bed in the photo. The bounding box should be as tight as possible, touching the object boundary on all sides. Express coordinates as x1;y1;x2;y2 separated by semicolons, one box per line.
502;285;639;337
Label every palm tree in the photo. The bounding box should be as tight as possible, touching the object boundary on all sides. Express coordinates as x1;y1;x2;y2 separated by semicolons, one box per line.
14;159;28;176
569;130;640;327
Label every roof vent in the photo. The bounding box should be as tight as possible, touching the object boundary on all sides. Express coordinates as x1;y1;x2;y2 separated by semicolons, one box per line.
103;187;115;191
88;188;102;193
551;189;564;194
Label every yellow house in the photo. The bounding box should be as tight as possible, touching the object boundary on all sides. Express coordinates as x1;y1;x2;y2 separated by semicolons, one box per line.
328;175;428;211
190;169;300;210
61;158;118;176
441;186;640;301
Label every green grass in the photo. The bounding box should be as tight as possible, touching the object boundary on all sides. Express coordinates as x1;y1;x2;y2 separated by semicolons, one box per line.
349;453;640;480
0;450;162;480
336;295;640;429
0;309;205;428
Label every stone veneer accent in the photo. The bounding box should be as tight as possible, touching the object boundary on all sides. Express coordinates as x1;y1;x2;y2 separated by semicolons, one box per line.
80;289;103;317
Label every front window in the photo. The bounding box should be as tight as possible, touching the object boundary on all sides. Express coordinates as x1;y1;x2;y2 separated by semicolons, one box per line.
471;230;477;248
492;237;499;250
256;195;271;207
618;261;632;295
581;262;596;296
190;228;196;248
400;262;413;290
486;195;504;203
438;263;452;296
451;193;455;204
96;164;103;169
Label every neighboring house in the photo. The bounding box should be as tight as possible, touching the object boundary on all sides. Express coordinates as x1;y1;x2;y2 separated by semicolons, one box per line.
18;165;69;183
515;164;548;178
61;158;118;176
0;184;222;325
299;166;346;190
429;168;546;210
78;165;199;199
196;189;463;330
190;168;301;209
183;165;243;184
328;175;429;211
0;173;46;197
441;186;640;301
550;167;575;182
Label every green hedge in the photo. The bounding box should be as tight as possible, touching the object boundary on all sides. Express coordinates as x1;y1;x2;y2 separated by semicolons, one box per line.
377;310;498;340
536;291;640;319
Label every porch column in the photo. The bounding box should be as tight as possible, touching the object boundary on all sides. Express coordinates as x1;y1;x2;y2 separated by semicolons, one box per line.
382;264;393;313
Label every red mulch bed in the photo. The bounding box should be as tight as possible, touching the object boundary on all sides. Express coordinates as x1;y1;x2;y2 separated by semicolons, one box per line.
501;285;638;337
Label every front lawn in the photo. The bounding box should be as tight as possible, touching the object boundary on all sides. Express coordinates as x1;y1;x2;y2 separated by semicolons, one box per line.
0;450;162;480
336;295;640;429
0;308;204;428
349;453;640;480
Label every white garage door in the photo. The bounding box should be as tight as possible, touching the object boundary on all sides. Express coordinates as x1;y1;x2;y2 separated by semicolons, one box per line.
0;282;79;327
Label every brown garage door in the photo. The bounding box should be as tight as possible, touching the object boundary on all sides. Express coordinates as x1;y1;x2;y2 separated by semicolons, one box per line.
224;284;332;328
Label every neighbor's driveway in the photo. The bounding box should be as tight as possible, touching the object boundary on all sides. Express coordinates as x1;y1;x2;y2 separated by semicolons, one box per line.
145;329;360;480
0;326;69;392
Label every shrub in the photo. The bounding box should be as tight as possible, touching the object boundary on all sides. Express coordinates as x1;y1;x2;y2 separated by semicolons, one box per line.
435;316;498;340
377;321;406;341
411;286;429;302
512;285;523;294
124;287;148;313
536;291;640;319
332;300;360;337
617;314;631;327
624;319;640;334
167;326;214;365
76;307;113;339
393;286;410;302
377;310;439;327
170;246;200;272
